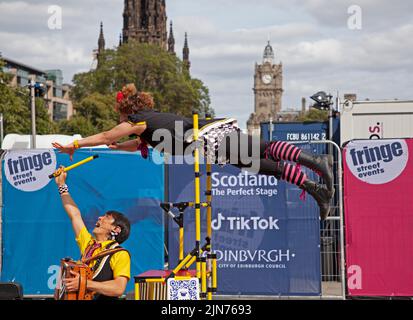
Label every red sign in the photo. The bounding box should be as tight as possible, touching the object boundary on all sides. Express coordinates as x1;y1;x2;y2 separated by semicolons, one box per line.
344;139;413;296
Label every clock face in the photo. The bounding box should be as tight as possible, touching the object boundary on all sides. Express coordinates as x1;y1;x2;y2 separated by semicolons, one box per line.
262;74;272;84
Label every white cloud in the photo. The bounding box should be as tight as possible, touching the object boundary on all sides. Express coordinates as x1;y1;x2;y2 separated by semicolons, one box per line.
0;31;92;81
1;0;412;129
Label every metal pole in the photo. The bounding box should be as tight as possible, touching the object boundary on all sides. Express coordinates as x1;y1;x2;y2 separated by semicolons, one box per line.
294;140;346;300
0;113;3;147
294;141;346;300
192;112;201;280
205;114;214;300
337;145;346;300
30;80;36;149
326;141;345;300
269;117;273;141
329;105;333;140
0;152;4;274
328;95;334;157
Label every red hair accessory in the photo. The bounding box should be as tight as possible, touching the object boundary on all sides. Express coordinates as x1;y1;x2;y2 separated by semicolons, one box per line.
116;91;124;103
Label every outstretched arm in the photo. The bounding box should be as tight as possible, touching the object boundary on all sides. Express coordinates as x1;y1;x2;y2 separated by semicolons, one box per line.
54;168;85;237
108;138;141;152
52;122;146;160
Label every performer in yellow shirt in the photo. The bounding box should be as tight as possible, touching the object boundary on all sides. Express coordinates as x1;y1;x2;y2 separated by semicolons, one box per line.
54;167;131;300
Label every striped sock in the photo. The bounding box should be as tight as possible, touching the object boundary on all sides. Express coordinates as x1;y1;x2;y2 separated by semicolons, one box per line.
267;141;302;162
281;163;307;187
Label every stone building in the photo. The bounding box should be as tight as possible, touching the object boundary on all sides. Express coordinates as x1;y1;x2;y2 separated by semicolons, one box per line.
2;57;73;121
247;41;283;136
98;1;190;71
122;0;168;48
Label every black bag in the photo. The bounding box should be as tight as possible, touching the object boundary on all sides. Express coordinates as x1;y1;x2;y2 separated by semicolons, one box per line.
0;282;23;300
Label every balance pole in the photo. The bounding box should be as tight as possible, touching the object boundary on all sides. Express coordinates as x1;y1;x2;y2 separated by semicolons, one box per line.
193;112;202;280
205;114;214;300
49;155;99;179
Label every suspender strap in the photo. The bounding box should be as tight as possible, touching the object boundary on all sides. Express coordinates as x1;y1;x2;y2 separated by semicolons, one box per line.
82;247;127;265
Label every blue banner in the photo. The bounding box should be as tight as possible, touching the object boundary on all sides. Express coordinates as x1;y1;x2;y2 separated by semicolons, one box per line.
167;158;321;296
1;149;165;295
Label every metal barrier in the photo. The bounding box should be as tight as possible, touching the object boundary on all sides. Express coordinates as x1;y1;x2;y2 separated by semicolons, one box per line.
0;150;4;275
215;140;346;300
295;140;345;300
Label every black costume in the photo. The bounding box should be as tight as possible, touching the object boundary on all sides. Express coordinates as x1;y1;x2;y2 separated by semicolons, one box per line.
127;109;334;219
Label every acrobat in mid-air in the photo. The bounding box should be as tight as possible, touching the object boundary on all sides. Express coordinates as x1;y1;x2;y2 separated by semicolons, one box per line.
53;84;334;219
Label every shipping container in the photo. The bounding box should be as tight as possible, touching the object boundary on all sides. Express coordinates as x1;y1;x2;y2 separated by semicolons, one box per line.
340;100;413;145
261;119;340;150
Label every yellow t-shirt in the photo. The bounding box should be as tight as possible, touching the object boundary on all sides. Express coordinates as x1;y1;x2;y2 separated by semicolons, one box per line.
76;227;131;280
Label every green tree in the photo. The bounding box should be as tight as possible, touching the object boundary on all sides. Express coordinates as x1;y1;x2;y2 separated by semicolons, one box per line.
33;98;58;134
0;59;56;136
297;109;329;122
71;42;213;120
57;117;96;137
58;92;117;136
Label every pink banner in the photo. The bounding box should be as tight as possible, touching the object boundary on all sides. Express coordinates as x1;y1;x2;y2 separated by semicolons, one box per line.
344;139;413;296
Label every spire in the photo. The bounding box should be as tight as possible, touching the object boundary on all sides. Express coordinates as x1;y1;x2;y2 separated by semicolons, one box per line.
263;40;274;64
97;22;106;68
98;22;105;53
183;32;190;72
183;32;189;58
168;21;175;54
119;33;122;47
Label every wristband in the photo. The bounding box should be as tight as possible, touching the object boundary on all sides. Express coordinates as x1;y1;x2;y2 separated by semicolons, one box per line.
73;140;80;149
58;184;69;195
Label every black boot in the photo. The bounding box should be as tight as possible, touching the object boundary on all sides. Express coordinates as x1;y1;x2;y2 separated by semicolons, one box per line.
297;152;334;192
300;179;334;220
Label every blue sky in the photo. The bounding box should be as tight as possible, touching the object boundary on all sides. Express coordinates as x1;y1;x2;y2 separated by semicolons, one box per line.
1;0;412;128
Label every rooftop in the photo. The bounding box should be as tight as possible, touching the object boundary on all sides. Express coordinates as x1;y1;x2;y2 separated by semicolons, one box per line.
2;57;46;76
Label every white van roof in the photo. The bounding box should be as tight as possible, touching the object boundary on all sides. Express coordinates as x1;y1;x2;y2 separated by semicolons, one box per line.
1;134;107;150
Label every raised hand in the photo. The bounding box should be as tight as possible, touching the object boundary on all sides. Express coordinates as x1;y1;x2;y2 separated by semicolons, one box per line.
52;142;75;161
54;166;67;186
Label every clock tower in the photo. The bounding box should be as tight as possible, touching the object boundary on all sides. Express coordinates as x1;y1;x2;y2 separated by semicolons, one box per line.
247;41;283;136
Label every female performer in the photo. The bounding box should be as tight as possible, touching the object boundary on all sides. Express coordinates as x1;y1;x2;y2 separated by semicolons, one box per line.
53;84;334;219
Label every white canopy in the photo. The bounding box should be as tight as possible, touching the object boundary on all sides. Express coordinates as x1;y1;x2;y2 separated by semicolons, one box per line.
1;134;107;150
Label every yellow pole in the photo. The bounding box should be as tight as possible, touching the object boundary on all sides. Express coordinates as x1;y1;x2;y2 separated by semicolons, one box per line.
206;164;212;246
134;282;140;300
49;155;99;179
212;254;217;292
145;278;166;283
185;256;197;269
179;225;184;262
205;114;213;300
193;112;201;279
201;257;207;300
172;251;195;275
205;114;213;246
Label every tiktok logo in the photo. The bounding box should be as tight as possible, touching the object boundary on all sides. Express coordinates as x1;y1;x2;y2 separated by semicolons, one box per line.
211;213;279;231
